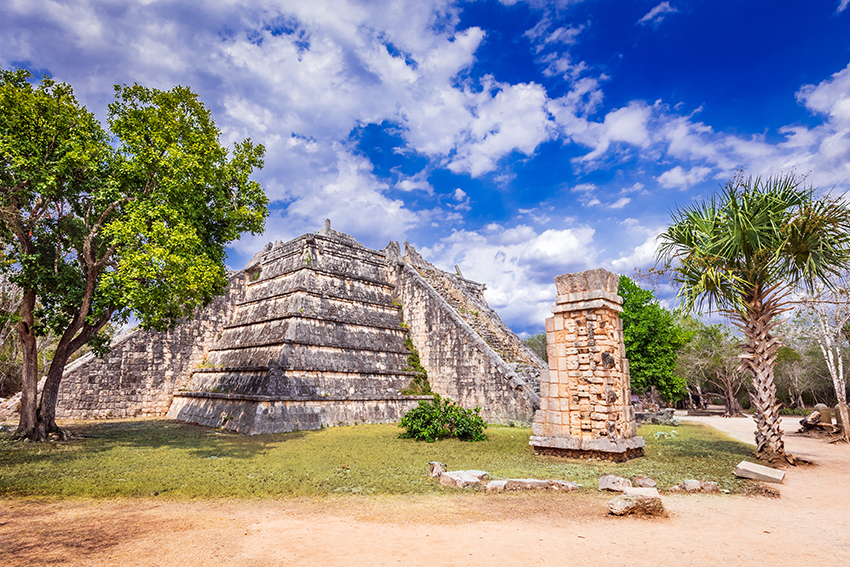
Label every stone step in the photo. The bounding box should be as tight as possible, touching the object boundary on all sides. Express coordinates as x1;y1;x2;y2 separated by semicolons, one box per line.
184;368;417;398
212;316;408;354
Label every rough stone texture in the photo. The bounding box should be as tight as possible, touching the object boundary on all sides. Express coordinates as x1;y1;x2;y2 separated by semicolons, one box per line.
429;462;447;478
486;480;508;492
680;479;703;492
439;470;489;488
55;272;246;419
386;242;541;425
635;408;680;426
548;480;580;491
530;268;644;459
41;221;542;433
608;494;666;517
700;481;719;493
734;461;786;483
505;478;550;490
598;475;633;492
166;393;428;434
633;475;657;488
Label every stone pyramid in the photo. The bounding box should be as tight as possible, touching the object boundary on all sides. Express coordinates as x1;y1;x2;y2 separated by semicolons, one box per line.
50;220;545;434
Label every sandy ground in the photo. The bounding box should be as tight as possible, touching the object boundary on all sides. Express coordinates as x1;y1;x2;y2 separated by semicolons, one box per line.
2;414;850;566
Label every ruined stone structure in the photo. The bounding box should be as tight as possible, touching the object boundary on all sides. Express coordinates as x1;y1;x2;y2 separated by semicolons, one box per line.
529;268;644;461
45;221;544;434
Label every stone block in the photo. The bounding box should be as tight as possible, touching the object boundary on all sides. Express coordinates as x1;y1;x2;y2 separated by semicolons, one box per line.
505;478;550;490
680;479;702;492
608;494;666;517
599;475;632;492
734;461;785;483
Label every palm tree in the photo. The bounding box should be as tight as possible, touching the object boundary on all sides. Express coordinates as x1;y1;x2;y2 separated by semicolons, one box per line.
658;173;850;462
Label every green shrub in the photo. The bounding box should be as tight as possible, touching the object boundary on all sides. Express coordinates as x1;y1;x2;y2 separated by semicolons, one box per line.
398;394;487;442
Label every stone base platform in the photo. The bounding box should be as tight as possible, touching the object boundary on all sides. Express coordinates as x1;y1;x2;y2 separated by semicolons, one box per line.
167;392;432;435
532;446;645;462
529;435;645;462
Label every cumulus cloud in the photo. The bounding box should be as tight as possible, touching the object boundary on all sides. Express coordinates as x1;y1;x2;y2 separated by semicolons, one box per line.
638;2;679;26
420;223;598;331
657;165;712;189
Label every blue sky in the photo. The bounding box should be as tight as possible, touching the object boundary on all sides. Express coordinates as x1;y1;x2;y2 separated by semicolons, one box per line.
3;0;850;334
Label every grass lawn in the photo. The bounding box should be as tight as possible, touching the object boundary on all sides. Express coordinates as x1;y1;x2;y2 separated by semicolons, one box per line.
0;419;756;499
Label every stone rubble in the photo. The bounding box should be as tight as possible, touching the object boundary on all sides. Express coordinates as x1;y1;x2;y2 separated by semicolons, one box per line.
632;475;657;488
439;470;489;488
598;474;632;492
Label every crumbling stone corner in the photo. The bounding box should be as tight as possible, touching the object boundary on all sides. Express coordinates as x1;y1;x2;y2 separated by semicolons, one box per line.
529;268;644;461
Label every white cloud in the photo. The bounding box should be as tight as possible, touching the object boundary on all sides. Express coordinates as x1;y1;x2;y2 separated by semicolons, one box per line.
638;2;679;26
608;197;631;209
657;165;712;189
420;223;597;331
838;1;849;14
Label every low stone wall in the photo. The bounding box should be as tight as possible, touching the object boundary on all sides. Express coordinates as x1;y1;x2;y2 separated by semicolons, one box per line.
386;244;539;425
54;272;248;419
167;392;430;434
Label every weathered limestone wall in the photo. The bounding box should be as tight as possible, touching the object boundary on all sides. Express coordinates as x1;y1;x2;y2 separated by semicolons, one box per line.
55;272;248;419
529;268;643;460
386;242;539;425
167;392;430;434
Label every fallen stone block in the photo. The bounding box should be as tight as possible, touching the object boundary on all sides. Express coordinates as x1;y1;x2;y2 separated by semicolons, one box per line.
598;474;632;492
623;487;660;497
439;470;489;488
608;494;666;517
429;462;447;478
486;480;507;492
633;475;656;488
680;479;702;492
548;480;580;491
734;461;785;484
700;481;719;493
505;478;550;490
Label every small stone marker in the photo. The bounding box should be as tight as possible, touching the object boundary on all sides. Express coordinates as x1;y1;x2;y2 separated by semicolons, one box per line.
599;475;632;492
429;462;447;478
608;493;666;517
633;475;657;488
680;479;702;492
734;461;786;484
700;481;719;493
439;470;489;488
505;478;550;490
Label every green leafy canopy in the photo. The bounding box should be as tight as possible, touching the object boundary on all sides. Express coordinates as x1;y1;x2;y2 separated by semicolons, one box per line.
619;275;690;401
0;68;269;337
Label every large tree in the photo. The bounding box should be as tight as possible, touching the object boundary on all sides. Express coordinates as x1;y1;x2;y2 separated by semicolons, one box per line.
0;69;268;440
675;317;749;417
658;173;850;462
618;275;689;403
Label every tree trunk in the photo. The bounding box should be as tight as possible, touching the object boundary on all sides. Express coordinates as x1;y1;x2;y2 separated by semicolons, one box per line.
14;290;39;439
34;343;73;440
735;287;789;463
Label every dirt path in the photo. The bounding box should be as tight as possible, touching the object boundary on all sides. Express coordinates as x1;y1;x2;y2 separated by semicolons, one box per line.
2;416;849;566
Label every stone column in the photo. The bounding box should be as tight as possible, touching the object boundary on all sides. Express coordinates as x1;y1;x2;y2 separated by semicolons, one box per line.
529;268;644;461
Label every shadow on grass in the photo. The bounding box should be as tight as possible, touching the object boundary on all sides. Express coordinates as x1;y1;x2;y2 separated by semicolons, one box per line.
0;419;759;498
